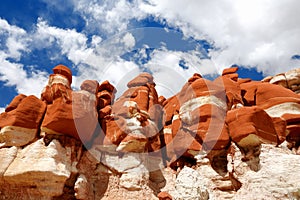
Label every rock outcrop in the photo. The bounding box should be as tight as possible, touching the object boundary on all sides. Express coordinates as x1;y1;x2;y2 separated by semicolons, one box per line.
0;65;300;199
101;72;161;153
0;95;46;147
263;68;300;93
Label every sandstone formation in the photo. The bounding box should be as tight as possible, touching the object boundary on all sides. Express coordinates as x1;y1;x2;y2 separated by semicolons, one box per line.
101;72;161;153
263;68;300;93
0;65;300;199
0;95;46;147
41;66;99;144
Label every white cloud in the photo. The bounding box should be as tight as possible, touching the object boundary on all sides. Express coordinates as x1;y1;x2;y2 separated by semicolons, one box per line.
34;19;93;65
73;0;149;34
69;0;300;75
2;0;300;102
0;19;48;97
0;107;5;114
0;53;48;97
0;18;30;60
143;47;218;97
139;0;300;74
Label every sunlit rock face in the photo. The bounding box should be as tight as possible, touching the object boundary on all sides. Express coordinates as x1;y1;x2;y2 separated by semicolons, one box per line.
0;95;46;147
263;68;300;93
241;77;300;152
0;65;300;199
41;65;99;144
101;72;162;153
161;72;230;175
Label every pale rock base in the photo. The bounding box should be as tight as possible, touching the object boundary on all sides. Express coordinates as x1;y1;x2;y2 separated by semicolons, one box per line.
3;139;72;197
0;126;37;148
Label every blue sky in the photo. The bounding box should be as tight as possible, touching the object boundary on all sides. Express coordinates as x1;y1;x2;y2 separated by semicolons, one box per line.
0;0;300;111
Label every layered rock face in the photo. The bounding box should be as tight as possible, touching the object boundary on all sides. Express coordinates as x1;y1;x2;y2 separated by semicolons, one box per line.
263;68;300;93
0;65;300;199
101;73;161;153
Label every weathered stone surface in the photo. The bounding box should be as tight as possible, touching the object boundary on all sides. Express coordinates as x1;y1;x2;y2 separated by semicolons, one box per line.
74;174;89;200
0;146;18;180
159;143;300;200
0;95;46;147
174;166;209;200
4;94;27;112
52;64;73;84
240;79;300;150
0;126;38;148
263;68;300;93
3;139;72;197
158;191;173;200
41;64;72;104
226;106;283;171
232;143;300;200
0;95;46;129
41;78;99;143
162;72;230;173
76;148;163;200
227;106;279;145
102;73;161;153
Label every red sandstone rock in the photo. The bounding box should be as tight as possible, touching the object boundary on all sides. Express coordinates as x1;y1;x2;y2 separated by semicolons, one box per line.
161;72;230;173
0;95;46;147
80;80;99;94
127;72;154;87
52;64;72;84
158;191;173;200
101;73;161;153
226;106;284;170
41;65;73;104
5;94;27;112
2;62;300;188
222;66;239;76
227;106;279;145
41;79;98;143
0;95;46;129
97;80;116;119
241;80;300;147
214;68;243;110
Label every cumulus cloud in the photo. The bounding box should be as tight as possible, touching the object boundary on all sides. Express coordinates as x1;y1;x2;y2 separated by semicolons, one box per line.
73;0;148;34
2;0;300;102
139;0;300;74
0;18;30;60
71;0;300;74
0;18;93;97
0;54;48;97
0;19;48;97
34;19;93;65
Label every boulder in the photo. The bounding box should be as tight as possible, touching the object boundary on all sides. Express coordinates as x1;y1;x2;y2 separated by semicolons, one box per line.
0;95;46;147
241;80;300;148
162;73;230;172
3;139;72;197
226;106;284;171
